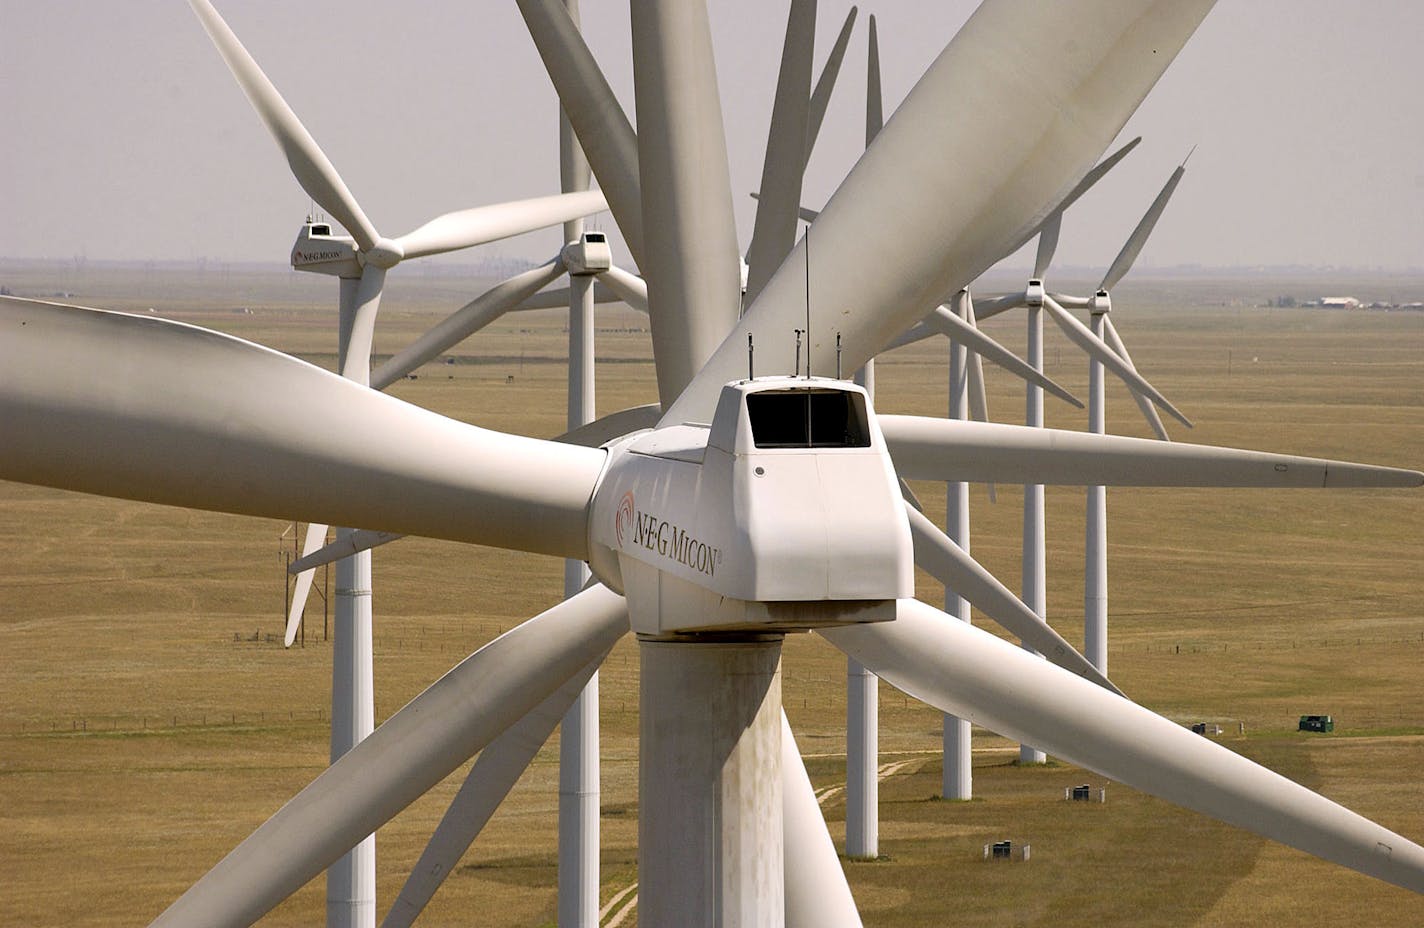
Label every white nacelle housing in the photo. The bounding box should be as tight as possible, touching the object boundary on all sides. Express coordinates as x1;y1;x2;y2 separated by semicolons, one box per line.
588;377;913;635
561;231;613;276
290;221;362;278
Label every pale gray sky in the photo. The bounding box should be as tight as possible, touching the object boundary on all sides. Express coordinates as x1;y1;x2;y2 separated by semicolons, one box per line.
2;1;1422;271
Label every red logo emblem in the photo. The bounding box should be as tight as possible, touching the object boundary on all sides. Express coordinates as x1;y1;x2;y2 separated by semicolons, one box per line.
614;491;635;547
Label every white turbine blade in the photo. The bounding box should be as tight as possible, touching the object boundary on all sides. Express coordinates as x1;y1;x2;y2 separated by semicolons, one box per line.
1032;210;1062;279
961;294;995;500
864;13;882;146
510;284;605;312
924;305;1083;409
370;258;566;389
882;322;935;353
283;522;328;647
906;508;1119;694
289;529;402;575
631;0;744;406
187;0;379;253
746;0;818;303
822;600;1424;895
0;297;605;559
394;190;609;261
963;292;1026;322
556;403;662;447
1009;136;1142;258
341;265;386;383
598;265;650;314
962;296;989;424
804;6;859;163
515;0;643;264
879;414;1424;488
662;0;1216;426
1041;295;1193;428
1101;162;1186;291
381;654;607;928
1101;314;1170;441
150;585;628;928
782;712;863;928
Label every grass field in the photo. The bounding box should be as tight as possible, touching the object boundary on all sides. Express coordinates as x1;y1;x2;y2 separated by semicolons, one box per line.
2;263;1421;926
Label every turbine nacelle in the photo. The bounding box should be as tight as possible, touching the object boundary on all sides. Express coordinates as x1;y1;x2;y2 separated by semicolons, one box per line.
588;377;912;636
1091;289;1112;315
561;231;612;276
290;221;361;278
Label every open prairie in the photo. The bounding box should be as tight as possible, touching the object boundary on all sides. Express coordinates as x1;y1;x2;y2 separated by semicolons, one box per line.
2;263;1421;926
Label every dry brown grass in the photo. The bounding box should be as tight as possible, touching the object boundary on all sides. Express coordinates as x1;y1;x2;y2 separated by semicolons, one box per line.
1;265;1421;925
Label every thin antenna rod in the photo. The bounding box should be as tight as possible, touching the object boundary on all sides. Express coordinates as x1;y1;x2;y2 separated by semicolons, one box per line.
836;332;843;380
748;333;755;380
794;328;803;377
804;228;812;378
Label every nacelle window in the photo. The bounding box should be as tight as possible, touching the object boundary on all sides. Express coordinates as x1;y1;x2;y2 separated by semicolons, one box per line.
311;224;331;236
746;390;871;449
584;232;607;243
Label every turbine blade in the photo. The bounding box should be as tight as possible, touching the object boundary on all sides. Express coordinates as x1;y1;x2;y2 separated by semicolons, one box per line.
882;322;935;353
906;508;1119;694
631;0;744;406
1101;314;1170;440
598;265;650;314
662;0;1216;426
556;403;662;447
395;190;609;261
864;13;882;146
0;297;606;559
962;295;990;424
512;283;607;312
805;6;859;163
1041;295;1193;428
289;529;403;575
150;585;628;928
924;305;1083;409
879;414;1424;488
381;654;606;928
514;0;644;263
746;0;818;303
187;0;379;253
962;292;1025;322
283;522;328;647
783;713;864;928
1033;211;1062;279
822;601;1424;895
1102;162;1186;291
370;258;566;389
1008;136;1142;258
341;265;386;384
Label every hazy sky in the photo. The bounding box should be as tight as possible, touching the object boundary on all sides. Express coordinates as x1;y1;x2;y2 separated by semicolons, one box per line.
3;1;1422;272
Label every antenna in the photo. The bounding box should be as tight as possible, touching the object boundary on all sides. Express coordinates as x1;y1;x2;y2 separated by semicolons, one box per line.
836;333;843;380
793;328;803;377
747;333;755;380
804;228;813;378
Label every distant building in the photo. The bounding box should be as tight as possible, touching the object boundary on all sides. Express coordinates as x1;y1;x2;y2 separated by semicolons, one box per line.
1320;296;1361;309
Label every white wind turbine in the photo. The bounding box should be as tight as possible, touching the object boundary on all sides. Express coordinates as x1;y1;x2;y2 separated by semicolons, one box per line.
5;3;1424;927
186;3;609;925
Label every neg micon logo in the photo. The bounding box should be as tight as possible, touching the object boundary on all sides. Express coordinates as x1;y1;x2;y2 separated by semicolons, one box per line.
614;491;636;547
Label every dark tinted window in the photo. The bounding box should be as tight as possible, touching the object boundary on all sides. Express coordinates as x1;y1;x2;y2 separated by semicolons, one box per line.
746;390;870;449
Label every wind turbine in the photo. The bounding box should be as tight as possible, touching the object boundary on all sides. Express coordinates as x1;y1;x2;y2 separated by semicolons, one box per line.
186;3;608;925
6;3;1424;928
